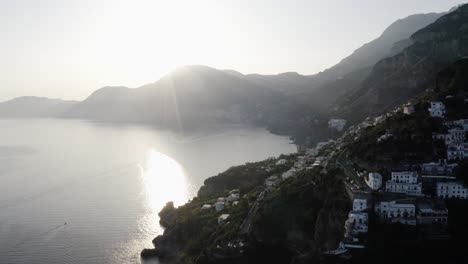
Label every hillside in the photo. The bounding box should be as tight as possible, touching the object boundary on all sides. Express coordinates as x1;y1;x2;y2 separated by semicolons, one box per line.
338;4;468;123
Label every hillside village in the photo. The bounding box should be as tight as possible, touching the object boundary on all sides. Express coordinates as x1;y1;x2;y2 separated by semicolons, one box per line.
141;60;468;264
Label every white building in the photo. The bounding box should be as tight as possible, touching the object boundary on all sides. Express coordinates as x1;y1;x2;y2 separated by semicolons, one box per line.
214;202;225;212
375;200;417;225
445;128;465;145
218;214;230;225
403;104;415;115
366;172;383;191
353;199;368;212
428;101;446;118
265;175;280;187
390;171;418;183
421;161;458;176
201;204;212;210
445;119;468;131
328;119;347;131
385;181;422;195
437;182;468;199
417;201;448;225
345;212;368;234
276;159;287;166
385;171;422;195
447;143;468;160
281;168;297;179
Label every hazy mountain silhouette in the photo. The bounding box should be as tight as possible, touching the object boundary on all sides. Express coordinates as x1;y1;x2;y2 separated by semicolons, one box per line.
0;97;78;118
63;65;309;130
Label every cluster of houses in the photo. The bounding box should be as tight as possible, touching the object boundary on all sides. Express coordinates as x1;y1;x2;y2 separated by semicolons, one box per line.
430;102;468;161
363;160;464;226
342;198;368;249
201;189;240;225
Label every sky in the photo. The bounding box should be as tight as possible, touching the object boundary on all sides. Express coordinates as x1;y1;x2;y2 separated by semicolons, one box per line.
0;0;465;101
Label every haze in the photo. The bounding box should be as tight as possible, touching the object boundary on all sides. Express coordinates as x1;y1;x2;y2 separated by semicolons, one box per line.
0;0;463;101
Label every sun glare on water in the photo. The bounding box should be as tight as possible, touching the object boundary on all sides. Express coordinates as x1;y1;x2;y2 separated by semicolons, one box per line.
140;150;190;212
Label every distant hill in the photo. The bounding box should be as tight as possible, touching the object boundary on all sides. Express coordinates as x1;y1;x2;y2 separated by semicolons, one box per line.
337;4;468;123
0;97;78;118
63;65;312;132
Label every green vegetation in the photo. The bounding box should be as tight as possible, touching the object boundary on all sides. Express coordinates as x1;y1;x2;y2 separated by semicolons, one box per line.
253;167;349;258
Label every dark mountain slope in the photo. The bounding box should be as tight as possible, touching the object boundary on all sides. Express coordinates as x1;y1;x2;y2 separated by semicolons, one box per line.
338;4;468;123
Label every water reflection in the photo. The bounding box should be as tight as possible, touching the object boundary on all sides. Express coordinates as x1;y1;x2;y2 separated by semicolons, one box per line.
142;150;190;210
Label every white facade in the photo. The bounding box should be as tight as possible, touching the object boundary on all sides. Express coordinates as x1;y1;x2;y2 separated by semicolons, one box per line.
353;199;368;212
390;171;418;183
403;105;415;115
385;171;422;195
328;119;347;131
214;202;225;212
421;161;458;175
428;101;446;118
366;172;382;191
375;200;416;225
385;182;422;195
447;143;468;160
276;159;287;166
346;212;368;234
445;119;468;131
218;214;230;225
445;128;465;145
417;202;448;225
437;182;468;199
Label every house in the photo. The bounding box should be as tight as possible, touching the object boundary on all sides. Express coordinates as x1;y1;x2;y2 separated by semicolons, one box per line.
447;143;468;160
377;132;393;143
218;214;230;225
437;182;468;199
366;172;383;191
328;119;347;131
385;171;422;196
444;128;465;145
375;199;417;225
445;119;468;131
265;175;280;187
353;198;368;212
421;161;458;176
226;193;240;202
345;212;368;234
390;171;418;183
417;200;448;225
281;168;297;179
403;104;415;115
201;204;212;210
214;202;225;212
276;159;287;166
428;101;446;118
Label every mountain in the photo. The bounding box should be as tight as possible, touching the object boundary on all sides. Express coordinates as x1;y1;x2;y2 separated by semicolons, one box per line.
321;12;445;79
337;4;468;123
64;65;312;132
0;97;78;118
238;11;445;108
